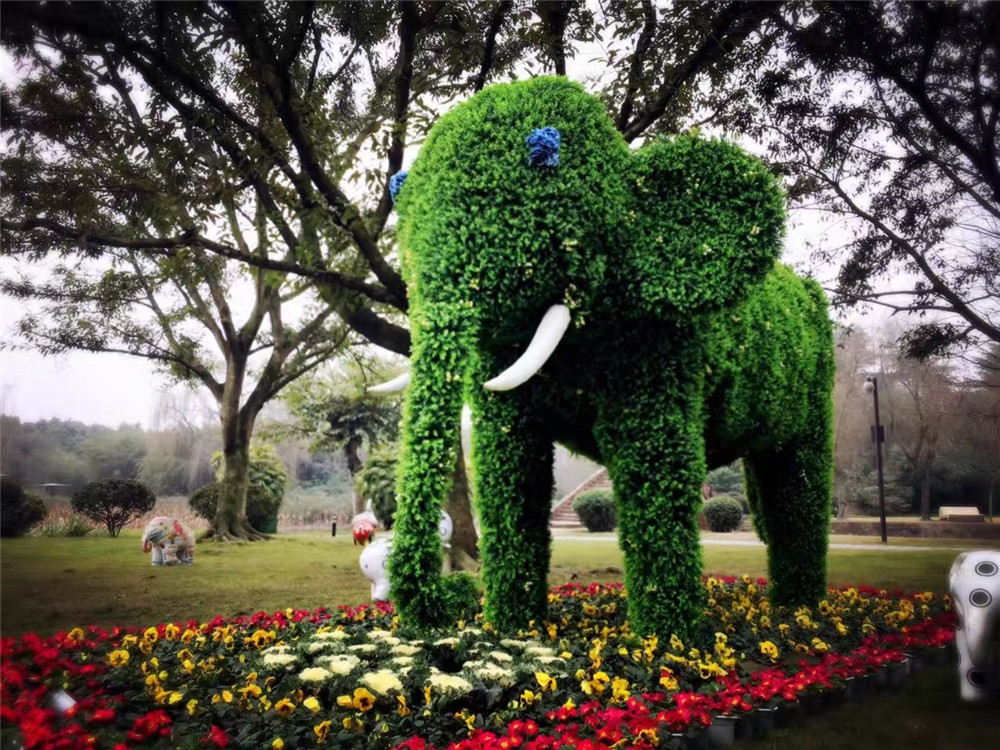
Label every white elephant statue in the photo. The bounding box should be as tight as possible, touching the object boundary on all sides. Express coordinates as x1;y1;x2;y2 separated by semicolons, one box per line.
949;550;1000;701
141;516;195;566
358;510;454;601
360;538;393;601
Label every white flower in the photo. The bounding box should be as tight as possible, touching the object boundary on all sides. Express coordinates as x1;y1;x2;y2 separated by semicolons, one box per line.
535;656;564;664
317;654;361;675
501;639;529;648
525;646;555;657
361;669;404;695
391;656;415;666
474;665;515;686
428;673;473;695
488;651;513;662
434;637;460;646
298;667;332;682
307;641;337;654
313;630;348;641
262;652;298;667
391;644;422;656
347;644;377;654
461;627;483;635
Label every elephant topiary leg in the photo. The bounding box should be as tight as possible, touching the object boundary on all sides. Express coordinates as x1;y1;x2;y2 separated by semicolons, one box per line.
744;409;834;607
472;390;555;632
595;363;707;641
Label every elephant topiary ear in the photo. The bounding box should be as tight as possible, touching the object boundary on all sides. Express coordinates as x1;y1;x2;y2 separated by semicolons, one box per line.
619;135;786;317
526;127;561;167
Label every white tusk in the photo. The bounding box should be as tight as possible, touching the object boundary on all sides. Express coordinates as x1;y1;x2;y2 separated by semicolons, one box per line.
368;371;411;393
461;404;473;434
484;304;571;391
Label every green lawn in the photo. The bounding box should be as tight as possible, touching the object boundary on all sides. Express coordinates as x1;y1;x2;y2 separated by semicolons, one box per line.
1;531;994;748
2;531;992;636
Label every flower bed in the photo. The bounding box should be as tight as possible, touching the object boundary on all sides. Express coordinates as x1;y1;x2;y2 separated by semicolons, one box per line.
0;577;954;749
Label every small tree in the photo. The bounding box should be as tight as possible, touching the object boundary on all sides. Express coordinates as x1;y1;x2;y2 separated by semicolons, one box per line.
0;478;47;537
71;478;156;537
573;490;618;533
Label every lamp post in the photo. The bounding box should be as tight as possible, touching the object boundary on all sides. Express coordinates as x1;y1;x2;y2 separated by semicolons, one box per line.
863;376;888;543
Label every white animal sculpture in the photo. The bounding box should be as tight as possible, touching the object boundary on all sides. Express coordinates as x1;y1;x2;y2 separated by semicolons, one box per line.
358;510;454;601
949;550;1000;701
360;538;393;601
141;516;195;566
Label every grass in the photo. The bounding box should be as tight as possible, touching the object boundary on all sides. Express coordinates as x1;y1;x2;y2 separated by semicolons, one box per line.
3;531;993;636
1;530;993;749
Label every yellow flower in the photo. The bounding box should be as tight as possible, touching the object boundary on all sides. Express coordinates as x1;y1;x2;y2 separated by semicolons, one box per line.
353;687;376;711
181;629;197;644
272;740;284;750
314;720;333;743
168;691;184;705
760;641;779;661
811;638;829;653
659;669;678;691
67;628;85;642
520;689;540;706
669;634;684;652
303;696;321;713
186;699;198;716
143;627;159;643
337;694;354;708
108;650;130;668
396;695;411;717
274;698;295;716
164;623;180;640
535;672;557;692
239;684;263;699
611;677;630;703
342;716;364;732
424;685;432;705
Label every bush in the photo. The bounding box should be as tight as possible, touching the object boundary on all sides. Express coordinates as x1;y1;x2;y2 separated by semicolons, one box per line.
439;572;481;623
573;490;618;532
703;496;744;532
1;479;48;537
356;448;399;530
72;478;157;537
188;482;281;532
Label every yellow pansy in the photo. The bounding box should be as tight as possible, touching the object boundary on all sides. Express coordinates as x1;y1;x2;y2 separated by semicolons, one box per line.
274;699;295;716
108;650;129;668
535;672;557;692
303;696;321;713
352;687;375;711
271;740;284;750
314;720;333;743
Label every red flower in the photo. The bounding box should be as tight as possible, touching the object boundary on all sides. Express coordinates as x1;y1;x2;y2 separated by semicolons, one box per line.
203;725;229;748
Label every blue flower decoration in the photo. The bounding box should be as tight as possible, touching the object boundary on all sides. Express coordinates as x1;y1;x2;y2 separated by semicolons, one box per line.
526;127;561;167
389;170;408;203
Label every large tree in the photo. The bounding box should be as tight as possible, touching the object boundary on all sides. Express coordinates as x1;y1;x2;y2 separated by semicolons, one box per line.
760;1;999;358
1;0;777;535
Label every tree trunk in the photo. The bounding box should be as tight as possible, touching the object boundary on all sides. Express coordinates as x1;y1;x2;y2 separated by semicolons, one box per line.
345;436;365;515
208;401;268;541
446;441;480;571
920;466;933;520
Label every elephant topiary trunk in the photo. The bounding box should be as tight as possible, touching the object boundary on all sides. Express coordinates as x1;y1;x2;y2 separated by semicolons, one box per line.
383;77;834;640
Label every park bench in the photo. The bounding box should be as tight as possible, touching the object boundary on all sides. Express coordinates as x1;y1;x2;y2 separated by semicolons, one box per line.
938;506;985;523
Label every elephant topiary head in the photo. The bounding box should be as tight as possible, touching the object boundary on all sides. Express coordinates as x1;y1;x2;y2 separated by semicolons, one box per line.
393;76;785;355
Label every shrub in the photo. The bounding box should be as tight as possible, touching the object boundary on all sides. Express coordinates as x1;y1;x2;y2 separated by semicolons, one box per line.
356;448;399;530
188;482;281;532
703;496;744;532
439;572;481;623
1;479;48;537
573;490;618;532
72;478;157;537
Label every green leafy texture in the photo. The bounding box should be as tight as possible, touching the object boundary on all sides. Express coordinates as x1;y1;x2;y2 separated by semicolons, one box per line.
188;482;279;533
573;490;618;532
0;479;47;538
71;478;156;537
355;447;399;530
702;496;744;532
211;445;288;510
391;77;834;640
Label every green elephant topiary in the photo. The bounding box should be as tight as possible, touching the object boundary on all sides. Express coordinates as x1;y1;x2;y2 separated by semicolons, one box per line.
380;77;834;640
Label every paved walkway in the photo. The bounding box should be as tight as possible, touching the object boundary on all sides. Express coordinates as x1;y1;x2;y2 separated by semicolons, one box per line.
551;533;997;552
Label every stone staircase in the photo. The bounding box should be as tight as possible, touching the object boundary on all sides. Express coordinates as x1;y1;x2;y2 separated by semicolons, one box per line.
550;468;612;530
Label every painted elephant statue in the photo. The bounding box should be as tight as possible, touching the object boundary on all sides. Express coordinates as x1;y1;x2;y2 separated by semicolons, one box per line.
141;516;195;566
949;550;1000;701
377;77;834;639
